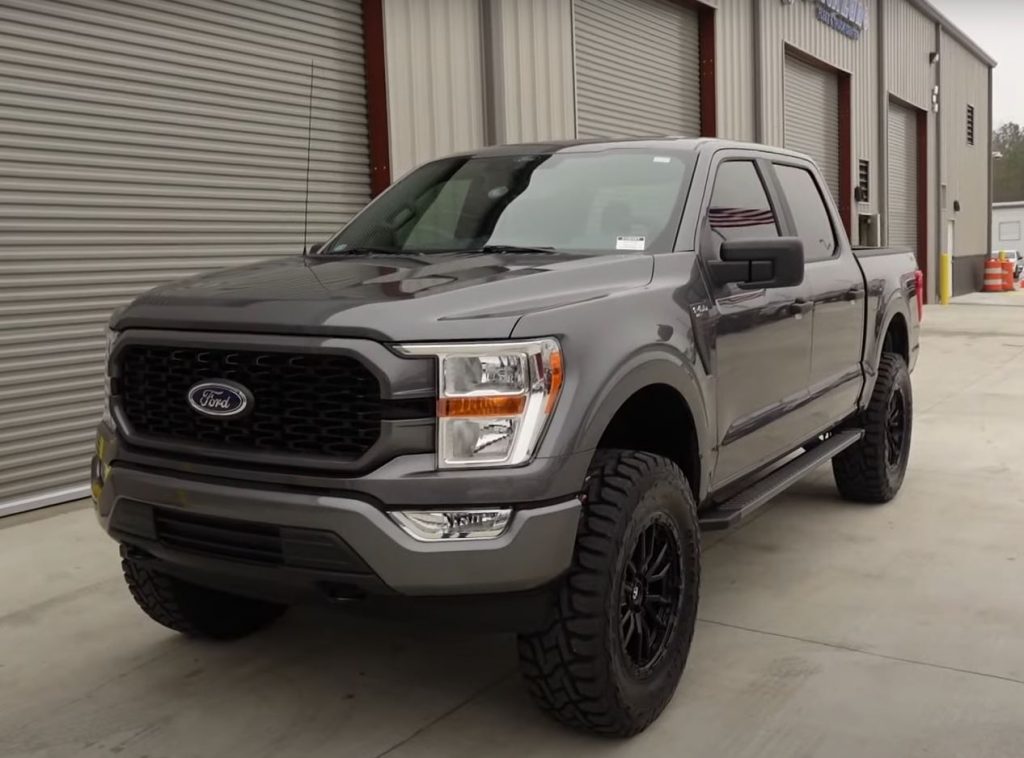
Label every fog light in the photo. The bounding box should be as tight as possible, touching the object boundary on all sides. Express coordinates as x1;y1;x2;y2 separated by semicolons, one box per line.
90;455;105;501
391;508;512;541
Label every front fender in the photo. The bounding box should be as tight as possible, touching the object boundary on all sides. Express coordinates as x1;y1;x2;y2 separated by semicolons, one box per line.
512;255;714;501
575;351;712;500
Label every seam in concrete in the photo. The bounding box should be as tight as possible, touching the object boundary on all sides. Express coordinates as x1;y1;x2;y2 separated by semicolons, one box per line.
698;618;1024;689
372;668;515;758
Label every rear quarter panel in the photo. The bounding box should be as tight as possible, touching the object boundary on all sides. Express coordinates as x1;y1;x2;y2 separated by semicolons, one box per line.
855;247;920;407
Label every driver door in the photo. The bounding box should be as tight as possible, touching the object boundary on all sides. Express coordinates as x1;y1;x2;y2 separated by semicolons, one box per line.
702;156;815;487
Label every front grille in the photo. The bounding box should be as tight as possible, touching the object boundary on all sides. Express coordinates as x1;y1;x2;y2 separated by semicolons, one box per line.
119;345;383;459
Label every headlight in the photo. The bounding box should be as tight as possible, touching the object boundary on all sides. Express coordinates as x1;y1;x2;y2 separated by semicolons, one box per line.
395;338;564;468
102;327;118;428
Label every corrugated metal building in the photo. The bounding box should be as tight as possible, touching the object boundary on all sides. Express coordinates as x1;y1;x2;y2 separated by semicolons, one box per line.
992;201;1024;255
0;0;995;515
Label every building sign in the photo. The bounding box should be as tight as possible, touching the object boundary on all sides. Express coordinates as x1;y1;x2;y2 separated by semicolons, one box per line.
813;0;869;40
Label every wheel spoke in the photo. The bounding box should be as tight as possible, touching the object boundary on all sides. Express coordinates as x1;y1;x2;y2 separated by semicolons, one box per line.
648;542;669;575
622;611;636;648
646;592;673;607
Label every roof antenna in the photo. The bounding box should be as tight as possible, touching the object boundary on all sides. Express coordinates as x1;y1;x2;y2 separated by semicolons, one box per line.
302;58;314;254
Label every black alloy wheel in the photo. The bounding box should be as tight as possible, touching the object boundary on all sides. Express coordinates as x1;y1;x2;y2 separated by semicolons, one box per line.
620;516;682;672
884;386;907;469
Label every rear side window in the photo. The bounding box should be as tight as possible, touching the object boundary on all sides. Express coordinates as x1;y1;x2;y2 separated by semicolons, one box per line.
775;165;837;262
706;161;779;256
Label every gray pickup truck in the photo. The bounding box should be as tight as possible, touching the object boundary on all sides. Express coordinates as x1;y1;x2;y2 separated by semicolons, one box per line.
92;138;920;736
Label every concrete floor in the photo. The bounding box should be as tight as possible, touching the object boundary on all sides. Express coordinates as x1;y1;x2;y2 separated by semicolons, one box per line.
3;300;1024;758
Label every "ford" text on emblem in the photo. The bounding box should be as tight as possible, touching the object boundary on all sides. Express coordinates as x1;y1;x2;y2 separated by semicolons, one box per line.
187;380;250;418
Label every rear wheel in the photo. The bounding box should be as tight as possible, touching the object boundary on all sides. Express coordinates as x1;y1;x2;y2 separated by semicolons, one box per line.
122;553;286;640
833;352;913;503
517;450;700;736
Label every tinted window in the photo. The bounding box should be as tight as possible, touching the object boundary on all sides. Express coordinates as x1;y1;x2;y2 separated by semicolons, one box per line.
322;150;694;255
775;165;836;262
706;161;779;256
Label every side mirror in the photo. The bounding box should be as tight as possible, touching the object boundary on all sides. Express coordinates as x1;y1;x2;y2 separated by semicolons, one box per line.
306;241;325;255
707;237;804;289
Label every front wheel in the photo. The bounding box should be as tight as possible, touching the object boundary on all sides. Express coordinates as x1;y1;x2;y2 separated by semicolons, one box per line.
517;450;700;737
122;553;286;640
833;352;913;503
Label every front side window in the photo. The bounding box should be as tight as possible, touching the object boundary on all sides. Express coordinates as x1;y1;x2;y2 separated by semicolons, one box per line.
320;149;694;255
705;160;779;256
775;164;837;262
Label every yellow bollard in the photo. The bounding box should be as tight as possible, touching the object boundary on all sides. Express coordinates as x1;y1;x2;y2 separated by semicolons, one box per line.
939;252;953;305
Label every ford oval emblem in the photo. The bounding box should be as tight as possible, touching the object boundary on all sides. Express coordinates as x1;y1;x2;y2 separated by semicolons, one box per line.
187;380;250;418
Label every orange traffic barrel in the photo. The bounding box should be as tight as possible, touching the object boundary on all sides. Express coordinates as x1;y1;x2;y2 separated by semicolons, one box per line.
1004;260;1016;291
984;258;1004;292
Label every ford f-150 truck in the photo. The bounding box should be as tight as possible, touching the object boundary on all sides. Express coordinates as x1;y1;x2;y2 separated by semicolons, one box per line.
92;138;920;736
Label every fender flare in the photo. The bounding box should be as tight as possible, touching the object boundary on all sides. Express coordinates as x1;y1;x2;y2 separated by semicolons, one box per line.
574;349;713;501
861;292;911;408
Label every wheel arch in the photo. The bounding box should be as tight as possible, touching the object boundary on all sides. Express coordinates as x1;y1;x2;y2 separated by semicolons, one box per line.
860;297;913;410
577;358;712;503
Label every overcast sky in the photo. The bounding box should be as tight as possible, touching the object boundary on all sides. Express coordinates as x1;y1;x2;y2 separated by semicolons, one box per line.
928;0;1021;128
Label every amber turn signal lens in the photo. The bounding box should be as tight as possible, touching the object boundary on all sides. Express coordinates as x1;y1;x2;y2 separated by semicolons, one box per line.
438;395;527;418
545;350;564;414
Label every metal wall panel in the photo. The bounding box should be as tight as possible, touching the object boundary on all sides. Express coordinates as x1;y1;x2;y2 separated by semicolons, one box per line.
573;0;701;139
0;0;370;515
887;100;918;247
992;205;1024;251
715;0;755;142
784;54;841;201
886;0;934;110
884;0;937;296
383;0;486;179
759;0;878;233
940;29;990;262
491;0;575;143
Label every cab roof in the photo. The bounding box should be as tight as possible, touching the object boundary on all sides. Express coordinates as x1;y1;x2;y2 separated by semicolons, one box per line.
454;136;816;163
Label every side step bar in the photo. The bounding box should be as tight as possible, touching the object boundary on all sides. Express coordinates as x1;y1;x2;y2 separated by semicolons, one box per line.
699;429;865;532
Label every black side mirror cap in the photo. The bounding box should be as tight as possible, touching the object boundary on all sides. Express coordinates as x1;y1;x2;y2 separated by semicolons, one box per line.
306;241;325;255
707;237;805;290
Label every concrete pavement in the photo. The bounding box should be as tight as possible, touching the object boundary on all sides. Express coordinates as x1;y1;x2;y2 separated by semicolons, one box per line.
2;299;1024;758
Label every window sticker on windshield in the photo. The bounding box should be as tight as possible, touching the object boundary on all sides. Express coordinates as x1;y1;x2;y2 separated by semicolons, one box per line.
653;156;672;163
616;236;646;251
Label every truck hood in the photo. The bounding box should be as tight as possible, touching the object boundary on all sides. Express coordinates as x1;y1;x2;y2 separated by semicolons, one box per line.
113;251;655;341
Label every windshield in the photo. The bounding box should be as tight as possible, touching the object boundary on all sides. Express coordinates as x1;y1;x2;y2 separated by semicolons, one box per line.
320;149;693;255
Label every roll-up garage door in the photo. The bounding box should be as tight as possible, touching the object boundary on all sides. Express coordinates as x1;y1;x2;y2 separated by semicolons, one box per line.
784;54;840;202
574;0;701;139
0;0;371;515
887;101;919;249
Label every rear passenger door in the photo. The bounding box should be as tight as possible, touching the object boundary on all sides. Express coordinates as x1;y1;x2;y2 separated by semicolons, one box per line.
701;156;816;487
770;160;866;433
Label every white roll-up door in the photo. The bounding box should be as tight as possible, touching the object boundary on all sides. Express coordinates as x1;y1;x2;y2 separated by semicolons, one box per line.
573;0;701;139
887;101;919;249
784;54;840;202
0;0;371;515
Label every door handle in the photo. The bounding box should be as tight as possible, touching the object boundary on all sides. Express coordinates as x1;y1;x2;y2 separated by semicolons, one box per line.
789;299;814;316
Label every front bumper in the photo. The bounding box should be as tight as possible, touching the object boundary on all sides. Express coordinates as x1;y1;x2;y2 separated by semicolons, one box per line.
93;458;581;599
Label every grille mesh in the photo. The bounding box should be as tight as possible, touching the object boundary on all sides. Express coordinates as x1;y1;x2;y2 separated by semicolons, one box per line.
119;345;382;458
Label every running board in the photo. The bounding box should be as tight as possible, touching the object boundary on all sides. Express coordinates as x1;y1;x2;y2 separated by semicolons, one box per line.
699;429;865;532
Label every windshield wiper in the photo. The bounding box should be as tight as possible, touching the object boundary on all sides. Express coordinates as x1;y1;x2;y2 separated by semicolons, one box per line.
318;246;407;256
475;244;558;255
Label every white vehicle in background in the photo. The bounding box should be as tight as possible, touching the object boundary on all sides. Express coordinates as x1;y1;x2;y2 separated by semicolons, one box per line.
993;249;1023;280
